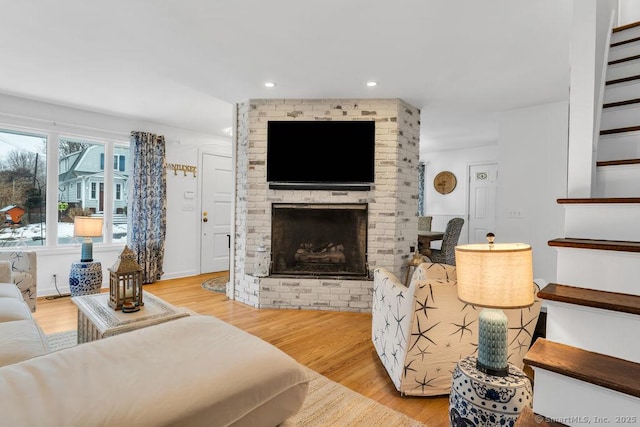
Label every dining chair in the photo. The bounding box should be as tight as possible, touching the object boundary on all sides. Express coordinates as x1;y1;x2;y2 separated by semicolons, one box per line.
417;216;432;232
428;217;464;265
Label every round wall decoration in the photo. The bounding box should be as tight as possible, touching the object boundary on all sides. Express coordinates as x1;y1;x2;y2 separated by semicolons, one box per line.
434;171;457;195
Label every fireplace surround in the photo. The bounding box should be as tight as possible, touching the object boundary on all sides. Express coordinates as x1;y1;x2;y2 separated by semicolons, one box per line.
271;203;368;278
232;98;421;312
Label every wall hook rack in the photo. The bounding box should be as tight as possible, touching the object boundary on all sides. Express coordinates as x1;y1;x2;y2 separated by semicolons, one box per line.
166;163;197;177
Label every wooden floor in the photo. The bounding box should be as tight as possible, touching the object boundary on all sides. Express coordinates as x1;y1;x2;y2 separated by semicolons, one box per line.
33;272;450;426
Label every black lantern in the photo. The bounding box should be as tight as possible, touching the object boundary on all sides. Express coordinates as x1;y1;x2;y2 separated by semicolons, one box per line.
108;245;143;311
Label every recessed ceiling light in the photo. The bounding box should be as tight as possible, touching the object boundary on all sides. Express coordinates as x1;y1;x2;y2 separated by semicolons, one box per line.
264;82;276;88
366;81;377;87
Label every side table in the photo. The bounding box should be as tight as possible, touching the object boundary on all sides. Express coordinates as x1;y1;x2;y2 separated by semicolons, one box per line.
449;356;533;427
72;292;190;343
69;261;102;296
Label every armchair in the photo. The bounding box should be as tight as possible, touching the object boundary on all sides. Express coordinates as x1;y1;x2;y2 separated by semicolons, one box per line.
371;262;541;396
0;251;37;312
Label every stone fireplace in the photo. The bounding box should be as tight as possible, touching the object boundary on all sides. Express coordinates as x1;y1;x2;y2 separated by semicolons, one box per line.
271;203;368;277
232;98;421;312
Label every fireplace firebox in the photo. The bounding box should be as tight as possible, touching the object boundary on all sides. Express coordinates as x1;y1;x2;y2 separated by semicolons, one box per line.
270;203;368;277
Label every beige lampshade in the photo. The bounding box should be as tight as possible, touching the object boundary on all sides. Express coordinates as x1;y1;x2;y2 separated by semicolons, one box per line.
455;242;534;309
73;216;103;238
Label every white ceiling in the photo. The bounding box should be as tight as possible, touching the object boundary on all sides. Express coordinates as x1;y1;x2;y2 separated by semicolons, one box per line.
0;1;572;155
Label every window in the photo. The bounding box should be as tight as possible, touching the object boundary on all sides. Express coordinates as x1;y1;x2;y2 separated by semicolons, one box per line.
0;129;47;247
114;155;125;172
0;128;128;248
58;138;129;245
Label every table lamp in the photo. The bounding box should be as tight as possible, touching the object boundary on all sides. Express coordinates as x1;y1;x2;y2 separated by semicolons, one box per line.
74;216;103;262
455;234;533;376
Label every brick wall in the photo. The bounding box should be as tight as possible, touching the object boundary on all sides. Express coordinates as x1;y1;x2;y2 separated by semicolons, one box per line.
232;98;420;312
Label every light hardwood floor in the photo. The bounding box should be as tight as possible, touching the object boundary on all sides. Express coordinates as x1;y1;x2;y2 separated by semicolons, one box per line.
33;272;450;426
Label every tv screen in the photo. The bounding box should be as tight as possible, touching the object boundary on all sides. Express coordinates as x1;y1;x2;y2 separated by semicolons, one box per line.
266;120;375;190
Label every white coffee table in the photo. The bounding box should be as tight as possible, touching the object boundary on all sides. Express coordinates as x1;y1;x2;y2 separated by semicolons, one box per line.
71;291;190;344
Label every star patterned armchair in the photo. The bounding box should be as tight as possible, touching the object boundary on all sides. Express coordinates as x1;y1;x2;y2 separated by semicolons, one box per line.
371;262;542;396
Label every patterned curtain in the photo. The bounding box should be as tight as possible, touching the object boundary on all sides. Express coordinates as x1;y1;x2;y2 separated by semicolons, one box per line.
418;161;425;215
128;131;167;284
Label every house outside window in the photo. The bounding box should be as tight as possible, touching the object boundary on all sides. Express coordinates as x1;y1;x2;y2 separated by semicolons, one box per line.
76;182;82;200
58;139;129;245
0;129;47;247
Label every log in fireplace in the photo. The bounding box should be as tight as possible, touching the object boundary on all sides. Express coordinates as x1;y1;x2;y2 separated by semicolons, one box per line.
271;203;368;277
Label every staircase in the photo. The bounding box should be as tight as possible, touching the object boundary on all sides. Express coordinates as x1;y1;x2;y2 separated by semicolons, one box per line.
524;22;640;424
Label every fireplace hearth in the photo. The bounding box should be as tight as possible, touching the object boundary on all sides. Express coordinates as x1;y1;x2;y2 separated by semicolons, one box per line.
271;203;368;277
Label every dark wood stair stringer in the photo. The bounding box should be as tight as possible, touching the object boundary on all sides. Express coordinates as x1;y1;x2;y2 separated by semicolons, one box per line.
538;283;640;316
548;238;640;253
525;339;640;399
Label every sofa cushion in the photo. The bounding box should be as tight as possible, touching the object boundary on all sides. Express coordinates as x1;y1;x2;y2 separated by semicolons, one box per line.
0;320;49;367
0;298;33;322
0;315;310;427
0;283;23;299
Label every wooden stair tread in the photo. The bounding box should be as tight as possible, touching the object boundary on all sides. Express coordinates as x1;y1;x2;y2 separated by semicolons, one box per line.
609;53;640;65
611;35;640;48
548;238;640;253
538;283;640;315
596;158;640;167
613;21;640;33
600;126;640;135
557;197;640;204
525;339;640;399
606;74;640;85
603;98;640;108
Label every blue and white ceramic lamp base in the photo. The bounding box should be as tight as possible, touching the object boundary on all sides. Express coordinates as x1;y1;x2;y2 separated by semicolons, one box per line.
69;261;103;297
477;308;509;376
449;356;533;427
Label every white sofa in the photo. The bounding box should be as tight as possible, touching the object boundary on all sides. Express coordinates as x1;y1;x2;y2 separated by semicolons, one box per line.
0;251;48;367
0;254;310;426
372;262;542;396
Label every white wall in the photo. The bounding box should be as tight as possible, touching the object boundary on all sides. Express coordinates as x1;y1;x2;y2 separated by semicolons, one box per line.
498;101;569;284
422;144;498;247
567;0;617;197
0;93;232;296
618;0;640;25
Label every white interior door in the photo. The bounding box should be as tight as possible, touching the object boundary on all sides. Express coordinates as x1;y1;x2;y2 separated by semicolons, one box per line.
200;152;232;273
468;163;498;244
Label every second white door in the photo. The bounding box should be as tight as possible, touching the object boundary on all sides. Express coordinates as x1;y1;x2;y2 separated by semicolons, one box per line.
468;163;498;244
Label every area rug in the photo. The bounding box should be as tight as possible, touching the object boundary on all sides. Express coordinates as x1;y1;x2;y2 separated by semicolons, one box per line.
46;331;425;426
201;275;229;293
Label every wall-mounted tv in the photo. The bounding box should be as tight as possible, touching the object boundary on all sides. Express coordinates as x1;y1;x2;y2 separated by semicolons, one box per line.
266;120;375;191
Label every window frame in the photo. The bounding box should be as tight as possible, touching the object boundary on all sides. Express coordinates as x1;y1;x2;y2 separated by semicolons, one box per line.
0;123;129;250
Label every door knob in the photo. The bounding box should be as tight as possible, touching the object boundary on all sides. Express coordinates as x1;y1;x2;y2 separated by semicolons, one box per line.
203;217;208;222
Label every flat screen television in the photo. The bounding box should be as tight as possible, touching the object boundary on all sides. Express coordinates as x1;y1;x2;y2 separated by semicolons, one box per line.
266;120;375;190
